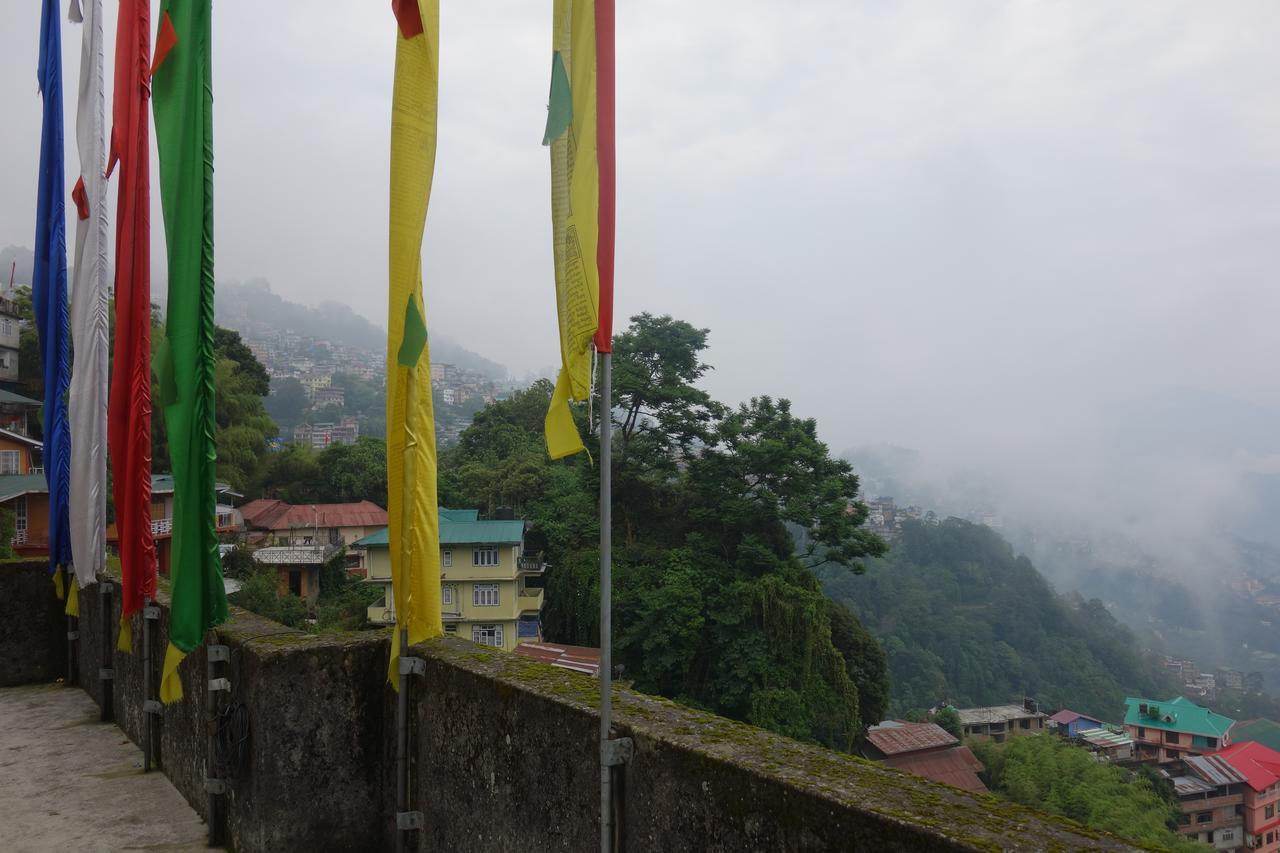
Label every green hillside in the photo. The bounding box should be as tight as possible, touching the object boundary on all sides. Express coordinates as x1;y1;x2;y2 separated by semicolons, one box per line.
820;518;1177;721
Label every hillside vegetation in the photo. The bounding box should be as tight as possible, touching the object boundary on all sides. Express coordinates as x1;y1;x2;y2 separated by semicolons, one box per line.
821;518;1176;721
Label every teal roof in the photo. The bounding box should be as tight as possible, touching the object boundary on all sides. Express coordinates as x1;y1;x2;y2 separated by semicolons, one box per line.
151;474;239;496
1124;696;1235;739
0;472;47;501
0;389;41;406
1232;719;1280;752
351;509;523;549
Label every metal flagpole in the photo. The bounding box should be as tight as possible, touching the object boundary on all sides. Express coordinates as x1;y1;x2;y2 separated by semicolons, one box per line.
599;351;614;853
396;626;409;853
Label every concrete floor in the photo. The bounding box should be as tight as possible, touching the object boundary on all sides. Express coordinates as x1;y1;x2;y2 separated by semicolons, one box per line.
0;683;217;852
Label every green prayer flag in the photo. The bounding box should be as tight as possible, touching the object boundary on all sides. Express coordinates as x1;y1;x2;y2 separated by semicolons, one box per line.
397;295;428;367
542;50;573;146
151;0;226;703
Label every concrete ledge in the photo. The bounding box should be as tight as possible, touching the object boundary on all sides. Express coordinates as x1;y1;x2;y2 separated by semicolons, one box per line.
0;559;1140;851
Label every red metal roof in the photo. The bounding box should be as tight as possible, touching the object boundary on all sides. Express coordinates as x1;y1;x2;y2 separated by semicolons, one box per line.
1212;741;1280;792
1049;709;1100;726
884;746;988;793
513;642;600;676
866;722;958;756
240;499;387;531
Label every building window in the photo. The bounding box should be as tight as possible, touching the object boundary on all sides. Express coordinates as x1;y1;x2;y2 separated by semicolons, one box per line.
472;624;503;647
1019;718;1030;730
1268;831;1275;845
444;624;457;634
442;585;455;607
1197;812;1212;824
2;319;11;336
288;571;302;597
473;546;499;567
442;549;452;567
1268;804;1275;819
1165;731;1180;744
1220;829;1234;841
473;583;499;607
0;450;19;475
1137;727;1145;738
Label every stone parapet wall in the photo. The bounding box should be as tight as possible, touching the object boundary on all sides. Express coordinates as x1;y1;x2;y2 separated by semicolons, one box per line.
0;560;1137;852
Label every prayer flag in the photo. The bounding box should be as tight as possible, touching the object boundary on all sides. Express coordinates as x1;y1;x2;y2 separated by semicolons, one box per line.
107;0;157;652
543;0;616;459
386;0;444;686
33;0;73;583
68;0;111;590
152;0;226;702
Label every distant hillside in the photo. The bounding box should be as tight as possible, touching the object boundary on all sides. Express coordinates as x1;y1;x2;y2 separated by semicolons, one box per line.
820;518;1178;722
212;278;508;379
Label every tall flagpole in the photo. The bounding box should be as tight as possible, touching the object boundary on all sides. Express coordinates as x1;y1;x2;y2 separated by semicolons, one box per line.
598;350;613;852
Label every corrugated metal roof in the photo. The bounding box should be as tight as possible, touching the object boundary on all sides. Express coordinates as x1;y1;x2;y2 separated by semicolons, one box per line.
513;642;600;676
1076;727;1133;749
0;389;41;406
1185;753;1248;788
1212;742;1280;792
241;499;388;531
0;472;47;501
1170;775;1218;797
866;722;958;756
1049;709;1103;726
883;747;988;793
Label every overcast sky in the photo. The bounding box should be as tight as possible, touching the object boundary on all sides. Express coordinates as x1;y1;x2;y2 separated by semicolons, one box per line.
3;2;1279;538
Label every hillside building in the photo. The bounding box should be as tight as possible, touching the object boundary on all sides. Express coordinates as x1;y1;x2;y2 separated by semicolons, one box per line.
862;721;987;793
356;508;545;651
1048;709;1105;738
1124;696;1235;763
955;701;1048;743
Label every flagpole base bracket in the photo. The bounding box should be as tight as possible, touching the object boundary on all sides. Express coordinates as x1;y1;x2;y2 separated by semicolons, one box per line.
143;606;162;620
396;811;424;830
143;699;162;715
67;631;79;641
204;778;227;795
207;645;230;663
601;737;634;767
208;678;231;693
399;657;427;678
98;668;113;681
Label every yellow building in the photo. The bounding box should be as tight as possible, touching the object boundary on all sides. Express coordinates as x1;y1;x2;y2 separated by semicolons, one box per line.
354;508;545;651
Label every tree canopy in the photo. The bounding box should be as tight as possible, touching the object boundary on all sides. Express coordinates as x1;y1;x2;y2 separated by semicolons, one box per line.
439;313;888;749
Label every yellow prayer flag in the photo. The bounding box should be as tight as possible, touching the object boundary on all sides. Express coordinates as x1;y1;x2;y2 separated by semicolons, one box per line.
543;0;602;460
386;0;444;686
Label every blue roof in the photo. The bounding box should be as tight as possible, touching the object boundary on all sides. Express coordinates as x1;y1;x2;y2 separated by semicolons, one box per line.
351;509;524;548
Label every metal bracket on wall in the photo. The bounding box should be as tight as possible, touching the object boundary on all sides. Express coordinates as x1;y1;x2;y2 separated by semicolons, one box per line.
143;700;162;715
207;645;230;663
396;812;424;830
208;678;231;693
204;778;227;795
399;657;427;678
601;737;634;767
66;631;78;641
98;668;113;681
143;606;161;620
99;580;113;594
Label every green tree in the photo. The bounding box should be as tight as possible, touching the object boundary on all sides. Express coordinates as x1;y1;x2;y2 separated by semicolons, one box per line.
932;706;962;739
254;442;323;503
213;327;269;396
973;735;1205;852
315;436;388;506
441;314;887;751
265;377;309;430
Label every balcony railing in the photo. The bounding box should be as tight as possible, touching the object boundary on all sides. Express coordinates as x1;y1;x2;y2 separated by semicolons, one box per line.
517;555;545;573
12;529;26;545
152;518;173;535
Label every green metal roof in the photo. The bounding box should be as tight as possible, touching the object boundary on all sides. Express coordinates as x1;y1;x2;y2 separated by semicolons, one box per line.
0;389;41;406
351;509;524;549
1123;696;1235;739
0;472;48;501
1232;719;1280;752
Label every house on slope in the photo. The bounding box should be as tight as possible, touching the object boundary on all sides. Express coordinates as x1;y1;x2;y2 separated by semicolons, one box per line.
1124;696;1235;763
861;721;987;793
355;508;546;651
954;701;1048;743
1048;709;1105;738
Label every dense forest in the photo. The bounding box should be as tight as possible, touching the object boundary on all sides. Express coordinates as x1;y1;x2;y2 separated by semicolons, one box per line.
437;314;890;749
821;518;1179;721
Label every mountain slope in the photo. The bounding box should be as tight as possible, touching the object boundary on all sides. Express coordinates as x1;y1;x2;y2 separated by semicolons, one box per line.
820;518;1177;721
